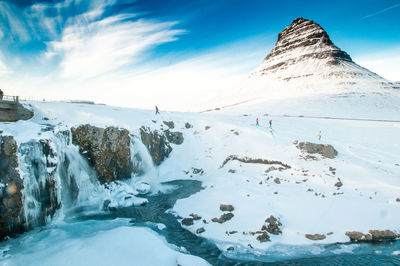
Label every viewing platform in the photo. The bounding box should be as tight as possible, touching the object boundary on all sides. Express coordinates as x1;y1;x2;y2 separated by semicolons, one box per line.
0;95;34;122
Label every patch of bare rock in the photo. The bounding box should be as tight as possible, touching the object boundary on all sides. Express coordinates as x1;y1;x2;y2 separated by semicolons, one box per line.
305;233;326;241
220;155;291;169
346;230;399;242
296;141;338;159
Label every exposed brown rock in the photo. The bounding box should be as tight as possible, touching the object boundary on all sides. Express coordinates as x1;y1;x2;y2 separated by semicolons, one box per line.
345;231;372;242
190;213;202;220
265;215;282;235
220;155;291;169
196;227;205;234
71;125;134;183
211;213;234;223
256;231;271;243
296;142;338;159
181;218;194;226
220;204;234;212
369;230;398;241
305;233;326;240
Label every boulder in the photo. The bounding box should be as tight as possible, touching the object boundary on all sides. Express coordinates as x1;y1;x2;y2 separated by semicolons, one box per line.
181;218;194;226
369;230;398;241
185;122;193;129
220;204;234;212
71;125;135;183
296;142;338;159
212;213;234;223
196;227;205;234
139;127;172;166
305;233;326;240
345;231;372;242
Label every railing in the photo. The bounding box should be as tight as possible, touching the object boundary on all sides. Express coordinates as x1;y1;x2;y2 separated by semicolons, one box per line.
0;95;19;103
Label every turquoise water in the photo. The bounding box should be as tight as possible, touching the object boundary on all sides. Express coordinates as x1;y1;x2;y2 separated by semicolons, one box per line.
2;180;400;265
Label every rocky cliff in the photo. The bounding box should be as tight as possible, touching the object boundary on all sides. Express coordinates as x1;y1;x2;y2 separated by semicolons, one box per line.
71;125;135;184
0;136;24;241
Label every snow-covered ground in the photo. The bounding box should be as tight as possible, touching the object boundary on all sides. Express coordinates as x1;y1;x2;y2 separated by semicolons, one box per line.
0;219;208;266
1;92;400;262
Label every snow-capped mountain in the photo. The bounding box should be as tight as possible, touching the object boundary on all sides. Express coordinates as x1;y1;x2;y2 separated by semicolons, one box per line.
249;17;398;90
210;18;400;117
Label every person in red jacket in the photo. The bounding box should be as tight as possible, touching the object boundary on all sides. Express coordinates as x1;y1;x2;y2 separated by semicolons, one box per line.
256;117;259;126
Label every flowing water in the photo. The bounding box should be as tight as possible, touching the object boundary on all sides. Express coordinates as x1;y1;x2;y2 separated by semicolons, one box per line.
1;179;400;265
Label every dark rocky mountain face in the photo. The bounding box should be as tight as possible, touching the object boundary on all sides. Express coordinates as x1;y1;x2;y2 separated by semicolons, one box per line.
264;17;352;69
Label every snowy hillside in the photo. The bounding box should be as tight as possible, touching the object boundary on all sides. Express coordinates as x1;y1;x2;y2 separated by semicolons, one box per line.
1;99;400;263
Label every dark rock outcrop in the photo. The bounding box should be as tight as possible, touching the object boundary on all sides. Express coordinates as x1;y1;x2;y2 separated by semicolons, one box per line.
0;136;24;241
212;213;234;223
140;127;172;166
296;142;338;159
220;204;234;212
220;155;291;169
196;227;205;234
181;218;194;226
346;230;399;242
71;124;134;183
265;215;282;235
256;231;271;243
163;129;184;145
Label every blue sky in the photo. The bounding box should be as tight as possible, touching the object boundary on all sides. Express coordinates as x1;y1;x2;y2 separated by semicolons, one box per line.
0;0;399;109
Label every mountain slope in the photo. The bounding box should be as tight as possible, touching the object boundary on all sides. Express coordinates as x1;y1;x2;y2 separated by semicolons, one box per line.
212;18;399;111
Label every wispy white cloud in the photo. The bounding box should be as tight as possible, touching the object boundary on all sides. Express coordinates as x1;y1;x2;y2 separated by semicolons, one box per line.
46;12;185;79
362;3;400;19
1;38;266;111
0;2;31;42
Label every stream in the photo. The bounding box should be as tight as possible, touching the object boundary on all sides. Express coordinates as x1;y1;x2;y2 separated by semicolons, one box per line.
2;180;400;265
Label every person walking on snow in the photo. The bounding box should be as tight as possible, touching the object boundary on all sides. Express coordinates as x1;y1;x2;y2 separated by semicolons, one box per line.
269;119;272;128
0;89;3;100
155;105;160;115
317;130;322;140
256;117;259;126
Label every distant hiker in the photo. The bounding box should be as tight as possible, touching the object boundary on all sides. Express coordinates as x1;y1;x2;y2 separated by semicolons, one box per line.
256;117;259;126
155;105;160;115
269;119;272;128
317;131;322;140
0;89;3;100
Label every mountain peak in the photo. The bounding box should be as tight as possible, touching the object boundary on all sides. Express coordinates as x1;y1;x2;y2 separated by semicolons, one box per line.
265;17;352;65
247;17;397;91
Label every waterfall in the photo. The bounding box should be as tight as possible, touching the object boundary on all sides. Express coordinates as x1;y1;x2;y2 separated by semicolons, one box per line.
129;135;162;194
16;129;161;230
